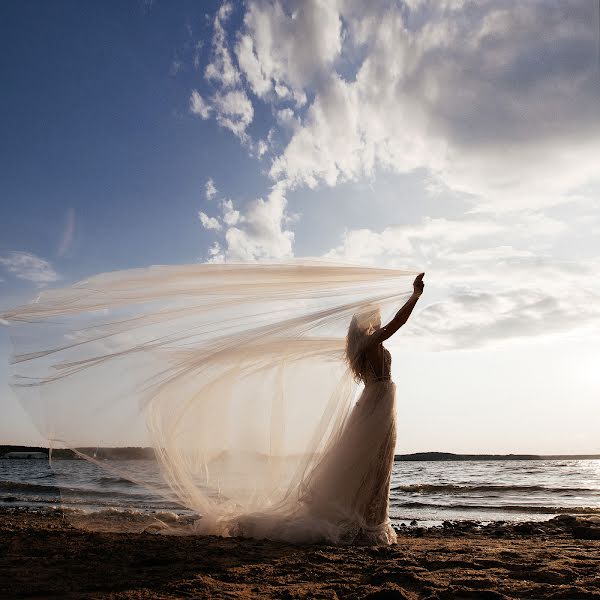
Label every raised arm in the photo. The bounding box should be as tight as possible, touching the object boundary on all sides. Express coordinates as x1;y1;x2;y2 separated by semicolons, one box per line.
368;273;424;346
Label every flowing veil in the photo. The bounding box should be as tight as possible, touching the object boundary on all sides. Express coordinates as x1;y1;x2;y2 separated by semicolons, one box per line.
3;262;415;538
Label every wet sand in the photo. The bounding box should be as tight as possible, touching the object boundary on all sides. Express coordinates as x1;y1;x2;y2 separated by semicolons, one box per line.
2;508;600;599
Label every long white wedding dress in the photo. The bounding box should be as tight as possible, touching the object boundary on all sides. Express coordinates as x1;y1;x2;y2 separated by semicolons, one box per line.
227;348;397;545
3;262;412;544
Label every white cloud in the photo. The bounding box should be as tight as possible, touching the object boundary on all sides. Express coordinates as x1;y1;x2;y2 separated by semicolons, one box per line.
190;88;254;142
207;241;225;263
0;251;60;284
211;89;254;140
255;128;275;159
207;183;294;262
408;284;600;351
200;189;293;262
222;199;241;226
198;211;222;230
192;0;600;285
235;0;342;102
258;1;600;210
190;90;211;119
275;108;299;129
204;2;240;88
190;3;255;142
205;178;217;200
256;138;269;158
325;214;566;269
323;212;600;349
193;0;600;221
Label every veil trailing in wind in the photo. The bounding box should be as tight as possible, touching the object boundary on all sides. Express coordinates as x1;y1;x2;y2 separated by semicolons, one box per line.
3;262;415;539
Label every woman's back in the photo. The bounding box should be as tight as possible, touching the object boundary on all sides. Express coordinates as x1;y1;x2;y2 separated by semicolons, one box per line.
362;345;392;383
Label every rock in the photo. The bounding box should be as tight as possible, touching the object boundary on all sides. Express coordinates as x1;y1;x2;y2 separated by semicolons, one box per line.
514;523;534;535
551;514;578;526
460;520;479;529
409;519;418;526
572;525;600;540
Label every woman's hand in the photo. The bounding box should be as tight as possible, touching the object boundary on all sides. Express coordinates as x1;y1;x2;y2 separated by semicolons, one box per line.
413;272;425;297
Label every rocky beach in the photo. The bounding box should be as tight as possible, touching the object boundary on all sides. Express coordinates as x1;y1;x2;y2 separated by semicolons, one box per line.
2;507;600;599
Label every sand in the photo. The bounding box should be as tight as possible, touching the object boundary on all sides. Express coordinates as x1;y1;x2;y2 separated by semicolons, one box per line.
2;508;600;599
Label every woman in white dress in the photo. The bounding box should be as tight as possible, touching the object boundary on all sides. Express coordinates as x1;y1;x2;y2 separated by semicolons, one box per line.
231;272;425;545
292;272;425;544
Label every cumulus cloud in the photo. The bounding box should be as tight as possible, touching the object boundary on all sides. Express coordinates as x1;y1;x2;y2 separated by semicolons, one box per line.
325;213;567;272
194;0;599;210
245;0;600;210
190;90;211;119
275;107;299;129
207;241;225;263
235;0;342;102
192;0;600;324
0;251;60;284
407;284;600;351
256;138;269;158
205;178;217;200
211;90;254;140
189;2;255;141
198;211;222;230
222;199;242;226
190;87;254;141
205;183;294;262
204;2;240;88
322;211;600;349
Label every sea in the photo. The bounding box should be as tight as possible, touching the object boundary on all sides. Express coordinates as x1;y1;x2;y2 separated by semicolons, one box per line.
2;457;600;528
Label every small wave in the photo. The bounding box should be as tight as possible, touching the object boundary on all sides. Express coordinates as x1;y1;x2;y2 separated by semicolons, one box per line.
395;500;600;515
0;480;150;502
96;476;137;486
0;481;58;494
1;491;184;513
62;506;190;520
391;483;599;494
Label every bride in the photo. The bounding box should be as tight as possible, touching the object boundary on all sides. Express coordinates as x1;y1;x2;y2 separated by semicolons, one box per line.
218;272;425;545
4;263;424;545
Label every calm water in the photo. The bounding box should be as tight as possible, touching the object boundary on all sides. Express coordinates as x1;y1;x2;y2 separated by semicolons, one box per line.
2;458;600;527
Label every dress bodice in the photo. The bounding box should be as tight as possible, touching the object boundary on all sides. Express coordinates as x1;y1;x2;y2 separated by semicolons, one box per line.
363;346;392;383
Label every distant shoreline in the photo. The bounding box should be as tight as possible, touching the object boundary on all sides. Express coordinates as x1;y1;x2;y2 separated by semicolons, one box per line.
394;451;600;461
2;445;600;461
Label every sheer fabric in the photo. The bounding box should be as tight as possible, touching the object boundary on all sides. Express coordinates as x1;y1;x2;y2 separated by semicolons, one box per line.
3;262;415;543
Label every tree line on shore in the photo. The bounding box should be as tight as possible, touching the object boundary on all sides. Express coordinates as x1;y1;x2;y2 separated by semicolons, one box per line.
2;446;599;461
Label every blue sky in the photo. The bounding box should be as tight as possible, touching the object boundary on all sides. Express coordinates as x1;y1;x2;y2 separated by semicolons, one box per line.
1;0;259;278
2;0;600;452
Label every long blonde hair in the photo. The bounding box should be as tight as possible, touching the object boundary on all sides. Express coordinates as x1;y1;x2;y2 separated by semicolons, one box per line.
345;305;381;383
